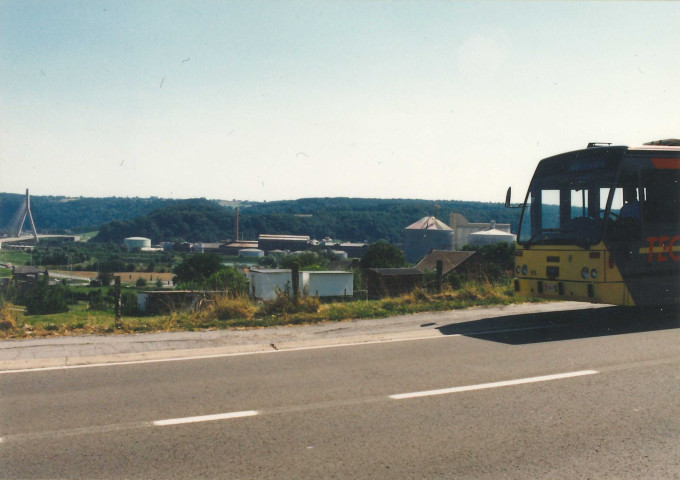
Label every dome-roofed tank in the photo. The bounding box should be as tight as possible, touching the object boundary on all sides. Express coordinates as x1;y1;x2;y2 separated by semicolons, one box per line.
467;221;517;246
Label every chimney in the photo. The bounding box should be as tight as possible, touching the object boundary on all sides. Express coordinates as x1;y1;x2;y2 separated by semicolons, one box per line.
234;207;240;242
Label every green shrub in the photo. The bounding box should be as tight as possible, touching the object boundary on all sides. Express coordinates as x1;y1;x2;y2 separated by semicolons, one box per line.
24;279;69;315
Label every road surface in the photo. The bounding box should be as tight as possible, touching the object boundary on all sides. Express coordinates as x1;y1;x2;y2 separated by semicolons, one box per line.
1;302;679;478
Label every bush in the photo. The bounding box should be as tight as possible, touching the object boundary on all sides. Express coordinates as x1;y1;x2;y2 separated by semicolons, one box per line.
206;267;248;294
24;280;69;315
360;241;406;269
208;294;256;320
257;290;321;316
121;291;138;315
88;290;107;310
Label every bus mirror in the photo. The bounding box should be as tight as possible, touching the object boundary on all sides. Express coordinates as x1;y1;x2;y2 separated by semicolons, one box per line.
505;187;512;208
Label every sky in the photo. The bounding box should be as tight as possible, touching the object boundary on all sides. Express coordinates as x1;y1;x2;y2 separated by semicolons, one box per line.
1;1;678;204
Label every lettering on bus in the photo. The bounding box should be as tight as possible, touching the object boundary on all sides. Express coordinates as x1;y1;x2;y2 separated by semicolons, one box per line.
646;236;680;262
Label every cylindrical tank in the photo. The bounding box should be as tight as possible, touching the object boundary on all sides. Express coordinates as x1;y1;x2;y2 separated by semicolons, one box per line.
239;248;264;258
124;237;151;250
467;229;516;246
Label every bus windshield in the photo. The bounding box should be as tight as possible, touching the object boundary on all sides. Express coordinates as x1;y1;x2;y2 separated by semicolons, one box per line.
517;152;621;248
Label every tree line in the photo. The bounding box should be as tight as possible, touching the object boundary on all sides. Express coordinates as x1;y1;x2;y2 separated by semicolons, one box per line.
92;197;520;245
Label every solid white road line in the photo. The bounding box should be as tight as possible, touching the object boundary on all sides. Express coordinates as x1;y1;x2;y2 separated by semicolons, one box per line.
0;334;452;374
153;410;259;426
389;370;599;400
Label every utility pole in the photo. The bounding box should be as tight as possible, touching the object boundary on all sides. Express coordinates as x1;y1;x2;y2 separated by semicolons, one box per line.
114;276;122;328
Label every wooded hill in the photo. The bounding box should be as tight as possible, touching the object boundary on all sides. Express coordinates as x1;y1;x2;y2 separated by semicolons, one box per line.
0;193;172;233
0;193;520;245
93;197;520;245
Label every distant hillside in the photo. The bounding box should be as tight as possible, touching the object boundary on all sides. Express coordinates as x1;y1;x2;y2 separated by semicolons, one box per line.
0;193;178;233
94;199;233;244
1;193;520;244
92;197;521;245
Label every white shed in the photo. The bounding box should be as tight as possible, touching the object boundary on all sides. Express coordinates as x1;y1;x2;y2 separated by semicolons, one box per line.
249;269;353;300
249;269;293;301
303;271;353;298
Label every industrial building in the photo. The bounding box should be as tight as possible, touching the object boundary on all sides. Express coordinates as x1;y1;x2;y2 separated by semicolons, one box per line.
449;214;513;250
403;216;455;263
258;234;310;253
219;241;259;256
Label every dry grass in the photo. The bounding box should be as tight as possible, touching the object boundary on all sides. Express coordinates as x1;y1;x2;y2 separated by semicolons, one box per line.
0;280;536;339
205;293;258;321
0;301;19;331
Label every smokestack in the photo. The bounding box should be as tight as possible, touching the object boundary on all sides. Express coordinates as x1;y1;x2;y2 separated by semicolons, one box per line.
234;207;240;242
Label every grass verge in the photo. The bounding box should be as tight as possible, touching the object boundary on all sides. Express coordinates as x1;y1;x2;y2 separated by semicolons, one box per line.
0;282;543;339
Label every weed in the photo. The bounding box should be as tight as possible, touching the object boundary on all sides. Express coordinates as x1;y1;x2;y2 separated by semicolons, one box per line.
208;294;257;321
0;301;19;331
0;280;541;339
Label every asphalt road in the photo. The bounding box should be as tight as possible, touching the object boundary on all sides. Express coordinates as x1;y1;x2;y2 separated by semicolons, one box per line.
1;303;679;479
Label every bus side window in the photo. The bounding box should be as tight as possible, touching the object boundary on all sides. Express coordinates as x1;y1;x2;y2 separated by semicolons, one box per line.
642;169;680;225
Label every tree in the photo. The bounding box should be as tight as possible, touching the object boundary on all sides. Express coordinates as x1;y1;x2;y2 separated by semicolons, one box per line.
206;267;248;294
24;277;69;315
173;253;225;286
280;252;328;271
360;241;407;269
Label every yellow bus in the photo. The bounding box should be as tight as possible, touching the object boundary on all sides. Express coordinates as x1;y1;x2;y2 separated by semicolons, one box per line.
507;140;680;306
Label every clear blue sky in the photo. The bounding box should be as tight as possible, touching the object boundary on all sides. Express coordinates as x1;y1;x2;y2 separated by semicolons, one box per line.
1;1;678;202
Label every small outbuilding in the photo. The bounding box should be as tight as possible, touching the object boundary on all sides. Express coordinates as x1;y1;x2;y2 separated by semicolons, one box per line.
137;291;212;314
414;250;477;276
248;268;353;301
365;268;423;299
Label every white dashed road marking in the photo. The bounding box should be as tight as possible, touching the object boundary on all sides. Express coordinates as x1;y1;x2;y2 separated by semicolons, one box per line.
153;410;259;426
389;370;599;400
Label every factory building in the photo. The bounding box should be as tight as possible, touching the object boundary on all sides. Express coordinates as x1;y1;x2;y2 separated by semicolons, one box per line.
258;234;310;253
403;216;455;264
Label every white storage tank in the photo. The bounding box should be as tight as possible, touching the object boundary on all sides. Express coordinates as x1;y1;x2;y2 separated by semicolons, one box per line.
467;221;516;246
124;237;151;250
239;248;264;258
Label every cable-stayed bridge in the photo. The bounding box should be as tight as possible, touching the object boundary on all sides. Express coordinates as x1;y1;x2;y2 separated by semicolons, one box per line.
1;190;77;251
3;189;38;242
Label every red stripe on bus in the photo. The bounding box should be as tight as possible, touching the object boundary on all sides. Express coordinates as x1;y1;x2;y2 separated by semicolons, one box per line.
651;158;680;169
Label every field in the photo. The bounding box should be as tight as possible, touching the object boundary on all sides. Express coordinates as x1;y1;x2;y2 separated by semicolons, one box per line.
51;270;176;285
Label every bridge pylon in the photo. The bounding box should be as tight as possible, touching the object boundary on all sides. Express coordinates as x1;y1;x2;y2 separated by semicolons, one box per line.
17;189;39;243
